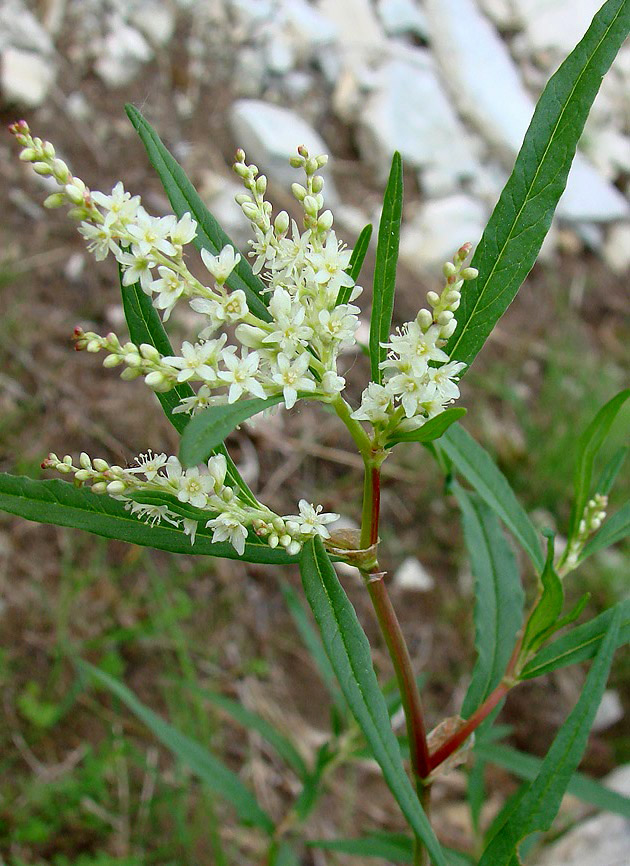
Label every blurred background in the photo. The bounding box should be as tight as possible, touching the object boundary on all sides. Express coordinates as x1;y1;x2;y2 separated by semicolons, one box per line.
0;1;629;863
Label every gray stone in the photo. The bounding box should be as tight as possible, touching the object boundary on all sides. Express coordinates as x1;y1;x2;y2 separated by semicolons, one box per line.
233;48;267;99
591;689;624;733
283;0;338;59
1;48;55;108
230;99;337;198
94;22;153;88
357;45;480;189
399;195;487;273
130;0;176;47
602;223;630;274
513;0;602;56
393;557;435;591
317;0;385;50
376;0;429;40
424;0;630;223
0;0;53;55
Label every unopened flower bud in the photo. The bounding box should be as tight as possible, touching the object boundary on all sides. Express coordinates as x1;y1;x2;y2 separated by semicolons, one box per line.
255;175;267;194
106;480;127;495
86;340;101;353
79;452;92;470
311;175;324;194
274;210;290;235
120;367;142;380
460;267;478;280
103;354;122;368
65;184;84;205
234;193;251;206
303;195;318;217
139;343;161;361
19;148;37;162
33;161;52;175
51;159;69;183
279;534;292;548
426;291;440;306
316;154;328;168
241;202;259;221
436;310;454;325
91;482;107;494
289;155;303;168
233;161;250;179
145;371;170;391
44;193;66;209
416;309;433;329
439;319;457;339
305;157;319;175
93;458;109;472
442;261;457;278
297;144;309;158
75;469;91;481
268;534;279;548
317;209;334;231
291;183;307;201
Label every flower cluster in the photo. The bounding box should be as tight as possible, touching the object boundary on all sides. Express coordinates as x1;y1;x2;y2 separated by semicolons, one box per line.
563;493;608;570
43;451;339;556
352;246;476;433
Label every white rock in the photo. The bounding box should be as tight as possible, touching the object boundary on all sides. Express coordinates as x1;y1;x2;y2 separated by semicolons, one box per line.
602;223;630;274
357;46;480;189
94;22;153;88
394;557;435;591
1;48;55;107
424;0;630;223
317;0;385;50
477;0;519;28
0;0;53;55
130;0;176;47
513;0;603;56
534;765;630;866
230;99;338;198
282;0;338;59
582;128;630;181
233;47;267;98
399;195;487;273
228;0;274;28
591;689;624;733
264;30;296;75
376;0;429;40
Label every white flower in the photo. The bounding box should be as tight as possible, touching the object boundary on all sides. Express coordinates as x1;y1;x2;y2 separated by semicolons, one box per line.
207;454;227;491
427;360;466;404
190;291;249;330
117;249;156;292
271;352;315;409
309;231;353;292
201;245;241;284
321;370;346;397
317;305;359;346
93;182;141;227
170;212;197;246
388;370;436;418
173;385;218;416
352;382;394;423
273;221;311;278
383;322;449;375
152;266;186;320
182;517;200;545
78;222;120;261
162;340;225;383
127;208;177;257
285;500;340;539
218;350;266;402
206;513;248;555
264;288;313;352
126;450;168;480
125;500;179;527
176;466;214;508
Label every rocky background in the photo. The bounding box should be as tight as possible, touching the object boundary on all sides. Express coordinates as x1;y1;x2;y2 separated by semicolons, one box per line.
0;1;629;865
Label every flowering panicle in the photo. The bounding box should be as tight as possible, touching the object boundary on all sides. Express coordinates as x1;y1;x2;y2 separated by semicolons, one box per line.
563;493;608;571
352;244;477;435
42;451;339;556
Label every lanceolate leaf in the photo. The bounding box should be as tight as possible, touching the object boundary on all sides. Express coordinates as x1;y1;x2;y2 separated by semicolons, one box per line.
596;446;628;496
478;606;621;866
476;742;630;819
566;388;630;543
119;271;257;506
454;486;524;717
447;0;630;370
386;408;467;448
0;473;297;565
182;684;308;779
337;223;373;306
439;424;544;571
180;396;284;467
521;598;630;679
299;538;446;866
79;662;274;833
370;152;403;384
582;500;630;559
521;534;564;656
125;103;270;322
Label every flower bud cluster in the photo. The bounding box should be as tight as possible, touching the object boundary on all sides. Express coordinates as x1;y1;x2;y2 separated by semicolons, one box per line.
564;493;608;570
42;451;339;556
352;246;477;432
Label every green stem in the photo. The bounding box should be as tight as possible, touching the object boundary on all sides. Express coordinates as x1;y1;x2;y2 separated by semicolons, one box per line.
331;395;372;462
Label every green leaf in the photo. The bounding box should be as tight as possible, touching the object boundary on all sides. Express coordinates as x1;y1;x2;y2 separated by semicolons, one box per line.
125;104;270;322
370;152;403;384
454;486;524;717
308;835;474;866
521;599;630;679
567;389;630;544
521;534;564;656
181;683;308;779
340;223;373;303
79;661;275;833
439;424;544;570
478;605;621;866
180;396;284;467
299;538;446;866
582;500;630;559
476;742;630;819
279;580;343;708
596;446;628;496
385;408;467;448
293;741;335;821
268;841;301;866
119;268;257;507
0;473;297;565
447;0;630;370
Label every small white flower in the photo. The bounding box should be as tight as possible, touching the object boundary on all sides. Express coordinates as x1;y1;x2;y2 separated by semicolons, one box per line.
352;382;394;423
388;371;436;418
309;231;353;291
271;352;315;409
321;370;346;397
117;249;156;292
127;208;177;257
126;450;168;480
162;340;224;383
182;517;200;545
176;466;214;508
152;266;186;320
285;500;340;539
78;222;120;261
93;182;141;227
170;212;197;246
126;500;179;527
218;350;266;403
427;360;466;404
201;245;241;284
173;385;220;416
264;288;314;352
317;305;359;346
207;454;227;491
206;513;248;555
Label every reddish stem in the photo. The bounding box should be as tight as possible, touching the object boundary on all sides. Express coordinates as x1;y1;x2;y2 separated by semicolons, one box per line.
369;465;381;546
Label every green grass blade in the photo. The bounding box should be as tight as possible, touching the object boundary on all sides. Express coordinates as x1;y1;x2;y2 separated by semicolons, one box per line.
521;599;630;679
125;104;270;322
0;473;297;564
79;662;274;833
180;396;284;467
308;834;474;865
439;424;544;570
370;152;403;384
478;606;621;865
454;486;524;717
596;446;628;495
583;501;630;558
181;684;308;779
299;538;446;866
567;389;630;542
337;223;373;306
279;580;343;708
386;408;467;448
447;0;630;370
476;743;630;819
